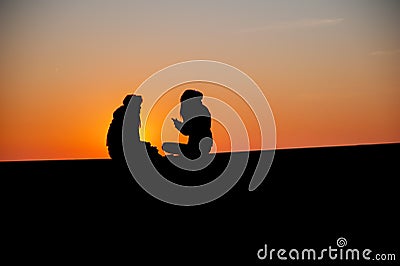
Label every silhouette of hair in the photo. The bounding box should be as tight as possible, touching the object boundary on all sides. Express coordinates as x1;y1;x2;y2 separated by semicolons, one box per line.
123;95;133;106
180;89;203;102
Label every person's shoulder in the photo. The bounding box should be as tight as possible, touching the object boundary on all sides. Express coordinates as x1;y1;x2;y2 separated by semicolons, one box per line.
113;105;126;118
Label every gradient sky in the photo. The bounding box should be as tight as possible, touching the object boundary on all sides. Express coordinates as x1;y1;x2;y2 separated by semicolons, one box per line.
1;0;399;161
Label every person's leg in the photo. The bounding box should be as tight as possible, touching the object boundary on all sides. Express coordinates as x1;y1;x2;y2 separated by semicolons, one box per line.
199;137;213;154
180;143;200;159
186;137;212;159
162;142;182;155
180;138;213;159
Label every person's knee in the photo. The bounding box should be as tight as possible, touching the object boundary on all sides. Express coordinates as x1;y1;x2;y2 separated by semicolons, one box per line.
199;137;213;154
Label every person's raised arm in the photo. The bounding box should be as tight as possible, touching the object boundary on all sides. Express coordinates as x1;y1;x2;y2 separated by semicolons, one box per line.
172;118;185;134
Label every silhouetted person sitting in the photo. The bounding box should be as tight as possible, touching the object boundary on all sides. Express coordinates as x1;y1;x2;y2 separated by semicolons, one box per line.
107;94;159;162
162;90;213;159
107;95;137;161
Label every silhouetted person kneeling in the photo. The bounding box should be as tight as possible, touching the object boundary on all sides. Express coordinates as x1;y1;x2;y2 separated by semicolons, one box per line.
162;90;213;159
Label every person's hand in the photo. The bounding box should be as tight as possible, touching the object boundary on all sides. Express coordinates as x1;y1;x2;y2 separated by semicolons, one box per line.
172;118;182;130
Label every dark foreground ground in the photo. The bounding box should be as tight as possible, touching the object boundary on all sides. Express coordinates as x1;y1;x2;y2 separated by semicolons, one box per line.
2;143;399;264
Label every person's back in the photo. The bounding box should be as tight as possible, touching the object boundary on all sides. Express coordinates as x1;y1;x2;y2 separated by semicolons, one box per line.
106;95;140;161
181;104;212;150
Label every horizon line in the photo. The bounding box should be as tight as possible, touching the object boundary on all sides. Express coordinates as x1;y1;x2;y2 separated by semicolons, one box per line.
0;141;398;163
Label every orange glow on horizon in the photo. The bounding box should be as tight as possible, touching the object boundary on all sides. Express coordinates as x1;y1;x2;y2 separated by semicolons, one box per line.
1;2;399;161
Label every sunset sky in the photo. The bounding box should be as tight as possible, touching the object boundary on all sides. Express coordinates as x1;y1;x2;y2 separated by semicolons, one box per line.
1;0;399;161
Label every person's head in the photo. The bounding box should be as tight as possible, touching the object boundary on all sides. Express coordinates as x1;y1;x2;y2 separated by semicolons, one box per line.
123;94;133;106
121;94;142;126
180;89;203;103
180;89;203;120
131;95;143;107
122;94;142;110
